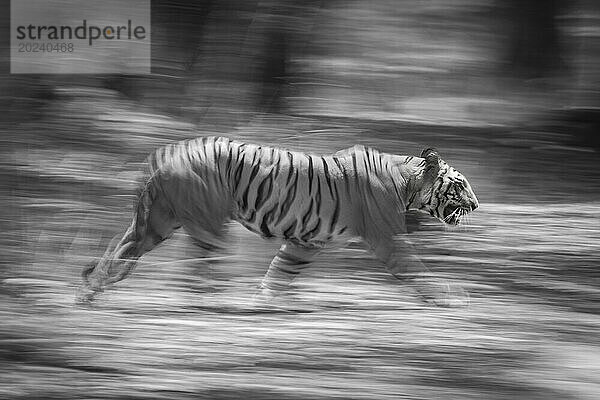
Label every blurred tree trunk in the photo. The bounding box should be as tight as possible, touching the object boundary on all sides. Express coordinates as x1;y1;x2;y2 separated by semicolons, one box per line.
258;27;289;113
248;0;298;114
152;0;215;72
103;1;215;98
502;0;564;78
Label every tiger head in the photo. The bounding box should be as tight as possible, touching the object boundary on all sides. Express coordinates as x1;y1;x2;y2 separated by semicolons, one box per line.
408;148;478;225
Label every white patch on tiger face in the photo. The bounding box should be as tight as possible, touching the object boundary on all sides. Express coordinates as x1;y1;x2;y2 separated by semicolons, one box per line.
422;162;479;225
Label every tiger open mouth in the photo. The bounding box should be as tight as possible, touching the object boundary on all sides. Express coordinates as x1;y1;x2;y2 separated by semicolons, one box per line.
442;205;468;225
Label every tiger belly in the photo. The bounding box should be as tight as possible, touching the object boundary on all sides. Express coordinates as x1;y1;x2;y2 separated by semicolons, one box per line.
223;142;352;247
232;177;345;247
234;205;336;247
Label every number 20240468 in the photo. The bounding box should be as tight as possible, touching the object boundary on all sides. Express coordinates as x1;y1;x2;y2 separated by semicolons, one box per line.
18;42;74;53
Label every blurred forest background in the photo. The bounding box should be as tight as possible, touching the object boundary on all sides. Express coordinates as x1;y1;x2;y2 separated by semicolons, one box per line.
1;1;600;399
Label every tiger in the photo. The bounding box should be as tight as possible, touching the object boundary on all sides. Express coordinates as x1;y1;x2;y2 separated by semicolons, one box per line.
78;136;479;307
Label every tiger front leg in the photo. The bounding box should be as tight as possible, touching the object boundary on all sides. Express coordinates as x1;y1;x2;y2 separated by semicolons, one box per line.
253;242;319;305
372;236;469;307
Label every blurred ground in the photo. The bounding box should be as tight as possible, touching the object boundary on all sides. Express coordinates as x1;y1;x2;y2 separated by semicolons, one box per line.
1;89;599;399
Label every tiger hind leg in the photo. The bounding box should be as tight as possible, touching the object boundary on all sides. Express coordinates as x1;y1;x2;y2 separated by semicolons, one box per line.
254;242;320;303
78;179;179;302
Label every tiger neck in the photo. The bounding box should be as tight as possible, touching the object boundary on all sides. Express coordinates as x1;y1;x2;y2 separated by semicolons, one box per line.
382;154;424;210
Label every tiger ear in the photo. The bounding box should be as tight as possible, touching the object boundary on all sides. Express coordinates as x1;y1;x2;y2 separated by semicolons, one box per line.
420;148;440;165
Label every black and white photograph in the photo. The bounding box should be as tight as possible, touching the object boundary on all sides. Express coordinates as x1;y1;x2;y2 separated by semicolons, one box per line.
2;1;599;399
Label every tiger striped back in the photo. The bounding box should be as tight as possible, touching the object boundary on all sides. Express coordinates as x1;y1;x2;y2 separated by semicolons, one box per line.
143;137;420;248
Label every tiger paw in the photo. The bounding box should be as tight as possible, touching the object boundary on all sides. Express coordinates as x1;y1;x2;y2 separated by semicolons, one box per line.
249;287;281;311
75;285;101;304
249;288;307;312
413;281;470;308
